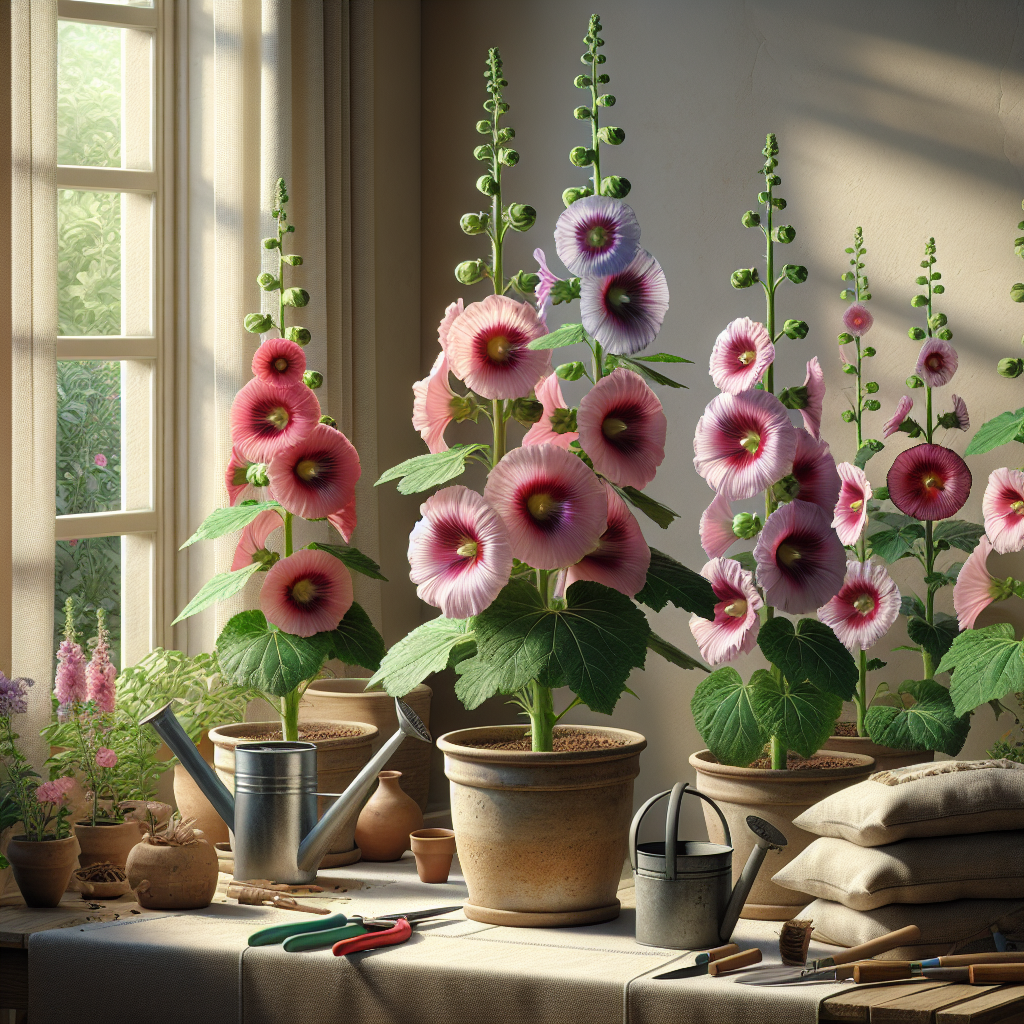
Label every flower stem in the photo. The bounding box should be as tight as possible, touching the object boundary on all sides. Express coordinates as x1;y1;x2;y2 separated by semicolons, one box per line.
923;520;935;679
281;688;300;743
491;400;506;467
284;510;293;558
593;340;604;381
857;649;867;736
770;734;786;770
529;680;556;752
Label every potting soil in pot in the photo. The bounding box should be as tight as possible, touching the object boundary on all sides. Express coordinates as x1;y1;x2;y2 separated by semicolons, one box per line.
459;729;627;752
227;724;364;741
743;753;861;770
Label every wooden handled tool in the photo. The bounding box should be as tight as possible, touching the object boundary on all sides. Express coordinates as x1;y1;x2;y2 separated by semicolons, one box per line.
226;882;331;915
970;964;1024;984
811;925;922;970
855;961;1024;985
698;943;740;965
708;948;762;976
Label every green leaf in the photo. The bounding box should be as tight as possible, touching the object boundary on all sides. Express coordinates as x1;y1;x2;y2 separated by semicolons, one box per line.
907;615;958;665
900;593;926;619
647;632;710;672
870;523;925;562
631;352;694;364
453;656;502;710
307;542;388;581
865;658;887;672
375;444;489;495
865;678;969;756
938;624;1024;716
757;617;858;700
368;617;474;697
324;603;386;671
613;485;679;529
854;440;884;470
180;501;282;549
965;407;1024;456
924;563;962;591
749;672;844;759
614;355;687;389
730;551;758;573
691;667;767;767
931;520;985;554
216;610;331;697
527;322;592;350
171;562;263;624
636;548;716;619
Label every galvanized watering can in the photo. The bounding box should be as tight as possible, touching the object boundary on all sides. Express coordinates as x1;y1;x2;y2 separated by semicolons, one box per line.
142;698;431;885
630;782;787;949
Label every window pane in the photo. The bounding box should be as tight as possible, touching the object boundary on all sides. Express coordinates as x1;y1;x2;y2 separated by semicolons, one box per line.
58;189;121;336
58;21;122;168
54;537;122;672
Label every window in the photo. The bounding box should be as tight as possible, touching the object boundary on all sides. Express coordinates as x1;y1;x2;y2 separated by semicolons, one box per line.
54;0;170;670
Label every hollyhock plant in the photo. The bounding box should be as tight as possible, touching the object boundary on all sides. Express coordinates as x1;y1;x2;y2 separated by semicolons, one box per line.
818;560;900;651
229;376;322;463
580;248;670;355
522;372;578;450
982;467;1024;554
267;423;361;521
260;549;355;638
554;194;641;278
86;609;116;714
709;316;774;394
887;443;971;521
565;484;650;596
689;558;762;666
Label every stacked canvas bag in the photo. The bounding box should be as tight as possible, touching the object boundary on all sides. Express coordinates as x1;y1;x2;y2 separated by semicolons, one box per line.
771;759;1024;959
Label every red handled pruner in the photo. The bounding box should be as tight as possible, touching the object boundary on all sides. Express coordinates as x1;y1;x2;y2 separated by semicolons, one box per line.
331;905;462;957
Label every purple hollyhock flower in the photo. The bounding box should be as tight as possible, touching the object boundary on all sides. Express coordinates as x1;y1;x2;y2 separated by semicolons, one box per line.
0;673;33;718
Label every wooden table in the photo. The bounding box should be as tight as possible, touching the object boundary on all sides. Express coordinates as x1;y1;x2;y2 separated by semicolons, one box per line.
820;979;1024;1023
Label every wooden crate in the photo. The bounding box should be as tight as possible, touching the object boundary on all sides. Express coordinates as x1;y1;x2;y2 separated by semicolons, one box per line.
821;979;1024;1023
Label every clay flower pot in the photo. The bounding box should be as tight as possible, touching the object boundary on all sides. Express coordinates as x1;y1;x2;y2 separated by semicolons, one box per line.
354;771;423;862
126;833;219;910
823;732;933;773
75;819;145;871
7;834;81;908
410;828;456;883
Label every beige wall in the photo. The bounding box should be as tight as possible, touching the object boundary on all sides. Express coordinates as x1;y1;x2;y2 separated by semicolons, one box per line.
412;0;1024;820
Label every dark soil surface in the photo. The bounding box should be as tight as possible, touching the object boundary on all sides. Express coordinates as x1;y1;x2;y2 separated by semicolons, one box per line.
746;753;863;770
231;724;364;741
832;722;860;737
461;729;627;753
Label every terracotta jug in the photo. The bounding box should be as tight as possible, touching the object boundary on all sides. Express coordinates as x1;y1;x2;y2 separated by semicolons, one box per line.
126;833;219;910
354;771;423;862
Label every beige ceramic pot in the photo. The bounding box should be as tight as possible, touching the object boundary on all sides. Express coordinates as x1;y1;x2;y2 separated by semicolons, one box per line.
209;720;378;867
823;734;933;773
7;834;81;907
301;679;433;810
689;749;875;920
75;819;145;871
354;771;424;861
440;724;646;928
126;835;219;909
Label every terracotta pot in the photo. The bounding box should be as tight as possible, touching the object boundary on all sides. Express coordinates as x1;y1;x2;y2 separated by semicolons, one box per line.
439;724;646;928
689;749;875;921
7;834;81;908
173;764;229;845
75;819;145;871
209;720;378;867
823;734;933;773
354;771;424;861
410;828;456;883
126;836;219;909
301;679;433;810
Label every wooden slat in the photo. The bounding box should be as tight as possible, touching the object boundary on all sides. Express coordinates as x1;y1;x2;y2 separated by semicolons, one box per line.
935;987;1024;1024
872;984;1000;1024
55;509;157;541
55;166;158;194
56;1;157;30
821;982;952;1022
57;336;158;361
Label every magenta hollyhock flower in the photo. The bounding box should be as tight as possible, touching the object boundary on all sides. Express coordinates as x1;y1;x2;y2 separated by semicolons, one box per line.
915;338;958;388
230;509;283;572
328;499;357;544
842;304;874;335
949;394;969;431
818;560;900;651
260;549;354;637
833;462;872;546
523;372;578;450
484;444;608;570
267;423;361;521
883;395;914;439
408;485;513;619
693;389;797;501
93;453;107;468
437;298;464;357
86;617;116;714
800;357;826;439
577;368;666;489
230;377;321;463
753;500;847;613
446;294;551;400
790;429;842;514
95;747;118;769
0;673;32;718
887;444;971;521
982;467;1024;554
688;558;762;666
708;317;774;395
580;249;669;355
554;195;641;278
533;249;559;322
953;536;1008;630
55;637;87;705
699;492;736;560
412;352;459;454
565;483;650;597
252;338;306;387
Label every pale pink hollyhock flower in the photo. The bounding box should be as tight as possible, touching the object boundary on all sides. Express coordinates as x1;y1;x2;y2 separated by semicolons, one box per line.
790;429;842;514
55;638;88;705
699;492;736;560
446;294;551;400
268;424;361;521
566;483;650;597
754;499;847;613
412;352;459;454
409;485;513;618
887;444;971;521
577;368;666;489
93;453;107;468
554;195;641;278
484;444;607;570
949;394;969;431
818;560;900;650
230;377;321;463
883;395;914;439
437;298;464;357
260;549;354;637
533;249;559;322
833;462;872;546
580;249;670;355
953;536;1007;630
982;467;1024;554
709;317;774;395
523;372;578;450
95;747;118;769
328;499;357;544
252;338;306;387
688;558;762;666
231;509;283;572
842;303;874;335
86;617;116;714
693;389;797;501
225;446;268;506
915;338;958;388
35;778;75;804
800;357;826;439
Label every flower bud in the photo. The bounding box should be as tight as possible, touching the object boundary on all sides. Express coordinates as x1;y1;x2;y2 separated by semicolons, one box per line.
550;407;578;434
569;146;595;167
562;186;593;207
937;411;960;429
841;409;855;422
741;210;761;228
928;312;947;329
499;148;519;167
497;127;515;142
476;174;499;196
772;474;802;503
476;119;492;134
449;394;478;423
842;364;858;375
252;548;280;569
777;319;806;340
860;439;885;456
510;397;544;426
262;236;280;249
580;53;591;64
555;361;586;381
757;191;770;204
244;312;274;334
597;94;615;106
594;53;607;63
460;212;489;235
730;267;759;289
574;106;592;120
574;74;592;88
873;486;889;500
732;512;762;539
863;399;881;411
599;175;631;198
506;204;536;231
510;269;540;294
910;295;928;307
597;126;625;145
319;415;337;428
906;375;924;389
455;260;487;285
283;254;303;266
767;174;781;186
303;370;323;389
783;263;808;284
899;418;923;438
779;385;808;410
551;278;582;304
930;271;941;281
863;346;876;357
246;462;270;487
842;272;855;281
1011;282;1024;303
283;287;309;308
772;225;796;243
937;328;953;341
840;289;855;301
483;99;496;112
597;73;610;84
473;144;493;162
908;327;926;340
997;357;1024;378
257;272;279;291
915;275;928;285
771;197;787;210
837;332;854;345
285;326;311;345
864;381;879;393
933;284;945;294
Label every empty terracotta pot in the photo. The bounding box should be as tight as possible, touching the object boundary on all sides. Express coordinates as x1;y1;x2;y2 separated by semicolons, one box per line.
354;771;423;862
75;819;145;871
7;834;81;908
410;828;456;883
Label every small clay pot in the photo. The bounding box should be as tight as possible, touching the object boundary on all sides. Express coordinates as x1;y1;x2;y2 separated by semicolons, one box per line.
7;834;81;908
75;819;145;871
410;828;456;884
173;762;229;846
126;836;219;910
354;771;423;862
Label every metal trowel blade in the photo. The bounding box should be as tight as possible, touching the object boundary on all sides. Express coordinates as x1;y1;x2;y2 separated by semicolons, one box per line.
654;961;712;980
734;965;844;986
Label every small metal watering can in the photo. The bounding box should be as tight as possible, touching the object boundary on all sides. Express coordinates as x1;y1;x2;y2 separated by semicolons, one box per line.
630;782;787;950
142;698;431;884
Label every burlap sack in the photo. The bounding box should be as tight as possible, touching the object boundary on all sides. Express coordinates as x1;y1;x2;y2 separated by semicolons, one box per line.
794;759;1024;846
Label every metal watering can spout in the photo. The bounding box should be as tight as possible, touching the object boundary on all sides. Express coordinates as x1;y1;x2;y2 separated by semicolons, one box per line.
718;815;788;944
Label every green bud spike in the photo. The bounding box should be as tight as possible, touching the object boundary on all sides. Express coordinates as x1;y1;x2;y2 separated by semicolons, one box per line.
303;370;324;389
741;210;761;228
262;237;280;249
506;204;536;232
257;272;280;291
476;174;499;196
244;312;274;334
782;319;808;339
282;287;309;308
597;126;625;145
285;326;310;345
455;260;488;286
783;264;808;284
599;175;631;198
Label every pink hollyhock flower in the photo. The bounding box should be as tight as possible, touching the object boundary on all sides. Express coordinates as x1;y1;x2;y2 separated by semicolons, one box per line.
437;298;464;357
554;195;641;278
533;249;558;322
267;423;361;521
412;352;459;454
887;444;971;521
693;389;797;501
753;500;847;613
800;357;825;439
328;499;357;544
953;536;1011;630
699;492;736;560
580;248;669;355
688;558;762;666
252;338;306;387
833;462;872;546
484;444;608;570
842;303;874;335
577;368;666;488
35;778;75;804
790;429;842;514
260;549;354;637
93;453;107;468
408;485;513;619
883;395;914;439
68;539;78;546
446;294;551;400
230;377;321;463
86;616;116;714
982;467;1024;554
915;338;958;388
818;560;900;650
95;747;117;769
55;638;87;705
523;372;578;450
709;317;774;394
949;394;969;431
225;446;268;506
566;483;650;596
231;509;282;572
